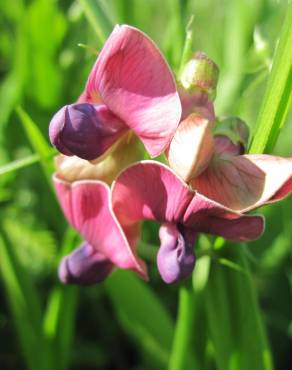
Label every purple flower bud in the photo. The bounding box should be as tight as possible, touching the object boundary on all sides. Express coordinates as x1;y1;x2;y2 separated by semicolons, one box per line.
157;223;196;284
49;103;127;160
58;243;113;285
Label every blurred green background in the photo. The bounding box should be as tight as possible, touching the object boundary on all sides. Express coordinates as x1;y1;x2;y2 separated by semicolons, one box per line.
0;1;291;369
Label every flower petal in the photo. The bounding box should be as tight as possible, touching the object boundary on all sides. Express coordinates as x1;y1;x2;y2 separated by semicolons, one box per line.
86;25;181;157
59;242;113;285
183;192;264;242
166;114;214;182
54;133;141;185
112;161;194;227
49;103;128;160
179;89;215;122
53;176;147;278
157;223;196;284
191;154;292;212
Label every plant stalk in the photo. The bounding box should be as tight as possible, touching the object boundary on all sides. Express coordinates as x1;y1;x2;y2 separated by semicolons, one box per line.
168;282;194;370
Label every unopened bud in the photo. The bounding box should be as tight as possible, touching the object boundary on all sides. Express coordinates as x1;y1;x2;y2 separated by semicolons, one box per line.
180;52;219;98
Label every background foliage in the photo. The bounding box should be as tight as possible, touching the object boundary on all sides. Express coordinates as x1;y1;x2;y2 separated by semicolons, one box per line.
0;1;291;369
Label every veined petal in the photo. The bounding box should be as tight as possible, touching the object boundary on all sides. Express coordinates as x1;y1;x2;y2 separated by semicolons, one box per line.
86;25;181;157
183;193;264;242
191;154;292;212
112;161;194;226
53;176;147;278
166;114;214;182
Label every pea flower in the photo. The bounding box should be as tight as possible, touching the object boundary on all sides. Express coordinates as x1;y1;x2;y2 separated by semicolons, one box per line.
51;27;292;286
54;135;147;285
49;25;181;161
159;111;290;283
51;24;182;284
167;115;292;214
166;51;292;215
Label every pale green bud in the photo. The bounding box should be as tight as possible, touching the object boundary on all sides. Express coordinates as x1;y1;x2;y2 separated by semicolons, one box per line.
180;52;219;99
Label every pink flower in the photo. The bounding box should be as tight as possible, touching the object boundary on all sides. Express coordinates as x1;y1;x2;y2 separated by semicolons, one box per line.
159;110;292;282
54;134;145;285
166;115;292;213
54;173;147;284
55;148;291;285
51;30;292;286
111;160;270;283
49;25;181;160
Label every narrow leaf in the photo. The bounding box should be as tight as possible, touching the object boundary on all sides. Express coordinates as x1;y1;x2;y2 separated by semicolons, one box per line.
43;229;79;370
249;3;292;154
105;270;174;366
0;150;56;177
0;222;48;370
16;106;54;184
79;0;113;44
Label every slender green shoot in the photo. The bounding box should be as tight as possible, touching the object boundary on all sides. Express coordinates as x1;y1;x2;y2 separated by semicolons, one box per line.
16;106;54;185
178;16;194;78
168;283;197;370
0;151;56;177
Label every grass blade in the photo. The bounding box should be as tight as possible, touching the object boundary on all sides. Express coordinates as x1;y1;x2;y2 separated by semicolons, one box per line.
16;106;54;184
216;0;263;114
105;270;174;366
79;0;113;44
164;0;187;70
0;221;49;370
43;229;79;370
249;2;292;153
0;150;56;177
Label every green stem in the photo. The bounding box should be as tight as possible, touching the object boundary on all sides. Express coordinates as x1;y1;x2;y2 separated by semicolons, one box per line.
178;16;194;78
0;150;56;176
168;283;194;370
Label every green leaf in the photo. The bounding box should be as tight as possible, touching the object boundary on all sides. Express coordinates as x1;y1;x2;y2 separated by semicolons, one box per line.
206;245;273;370
0;151;56;177
0;221;49;370
249;3;292;154
79;0;113;44
205;257;234;370
216;0;264;114
113;0;134;24
26;0;67;109
168;283;197;370
0;11;27;136
16;106;54;184
43;229;79;370
105;270;174;366
0;154;39;176
163;0;187;70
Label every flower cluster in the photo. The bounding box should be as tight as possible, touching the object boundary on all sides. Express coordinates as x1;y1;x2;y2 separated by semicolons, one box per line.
49;25;292;285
